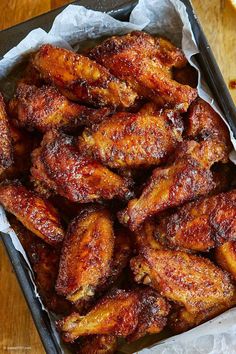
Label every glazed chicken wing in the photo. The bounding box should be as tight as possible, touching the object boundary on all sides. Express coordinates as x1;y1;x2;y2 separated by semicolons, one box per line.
9;84;111;133
76;335;117;354
0;93;13;169
89;31;197;111
57;288;170;342
32;44;137;109
0;182;65;246
157;189;236;252
130;249;234;313
9;215;72;314
215;241;236;281
56;207;114;305
119;140;216;231
31;130;132;203
78;103;183;169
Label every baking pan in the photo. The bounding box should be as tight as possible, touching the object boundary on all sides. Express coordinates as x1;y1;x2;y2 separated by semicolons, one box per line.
1;1;236;353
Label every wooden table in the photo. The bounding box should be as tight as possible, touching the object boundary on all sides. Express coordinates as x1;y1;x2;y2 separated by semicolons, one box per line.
0;1;236;353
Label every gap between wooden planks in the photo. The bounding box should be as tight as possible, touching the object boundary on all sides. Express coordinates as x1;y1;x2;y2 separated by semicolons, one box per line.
0;1;235;353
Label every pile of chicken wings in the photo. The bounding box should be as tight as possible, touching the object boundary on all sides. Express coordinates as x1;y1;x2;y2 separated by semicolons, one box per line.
1;31;236;353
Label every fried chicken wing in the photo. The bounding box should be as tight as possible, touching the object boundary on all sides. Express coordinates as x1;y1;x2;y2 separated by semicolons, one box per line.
57;288;170;342
215;241;236;281
118;140;216;231
32;44;137;109
78;103;183;169
89;31;197;111
56;207;114;305
157;190;236;252
31;130;132;202
0;124;38;181
8;215;72;314
9;84;111;133
0;93;13;169
130;249;234;313
185;98;231;163
0;182;64;246
77;335;117;354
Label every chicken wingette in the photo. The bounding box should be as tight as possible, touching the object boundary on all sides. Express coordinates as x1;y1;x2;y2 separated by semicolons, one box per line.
89;31;197;111
9;84;111;133
31;130;132;203
130;249;234;313
78;103;183;169
32;44;137;109
215;241;236;281
56;207;114;306
0;182;65;246
0;93;13;169
9;215;72;314
57;287;170;342
157;189;236;252
118;140;217;231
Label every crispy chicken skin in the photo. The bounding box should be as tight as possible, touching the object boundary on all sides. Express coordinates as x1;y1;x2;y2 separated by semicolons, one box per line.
157;190;236;252
76;335;117;354
8;215;72;314
130;249;234;313
57;288;170;342
31;130;132;203
0;124;38;181
56;207;114;305
118;140;216;231
0;93;13;169
0;182;64;246
9;84;111;133
185;98;231;163
215;241;236;280
78;103;183;169
32;44;137;109
89;31;197;111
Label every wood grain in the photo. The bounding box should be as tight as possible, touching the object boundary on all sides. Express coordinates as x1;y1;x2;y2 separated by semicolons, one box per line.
0;1;236;354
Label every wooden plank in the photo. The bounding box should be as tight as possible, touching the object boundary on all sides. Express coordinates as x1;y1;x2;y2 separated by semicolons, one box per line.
192;0;236;103
0;241;44;354
0;1;235;354
0;1;51;31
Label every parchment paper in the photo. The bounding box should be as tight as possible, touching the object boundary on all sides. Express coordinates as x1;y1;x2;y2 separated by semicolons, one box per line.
1;1;236;353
